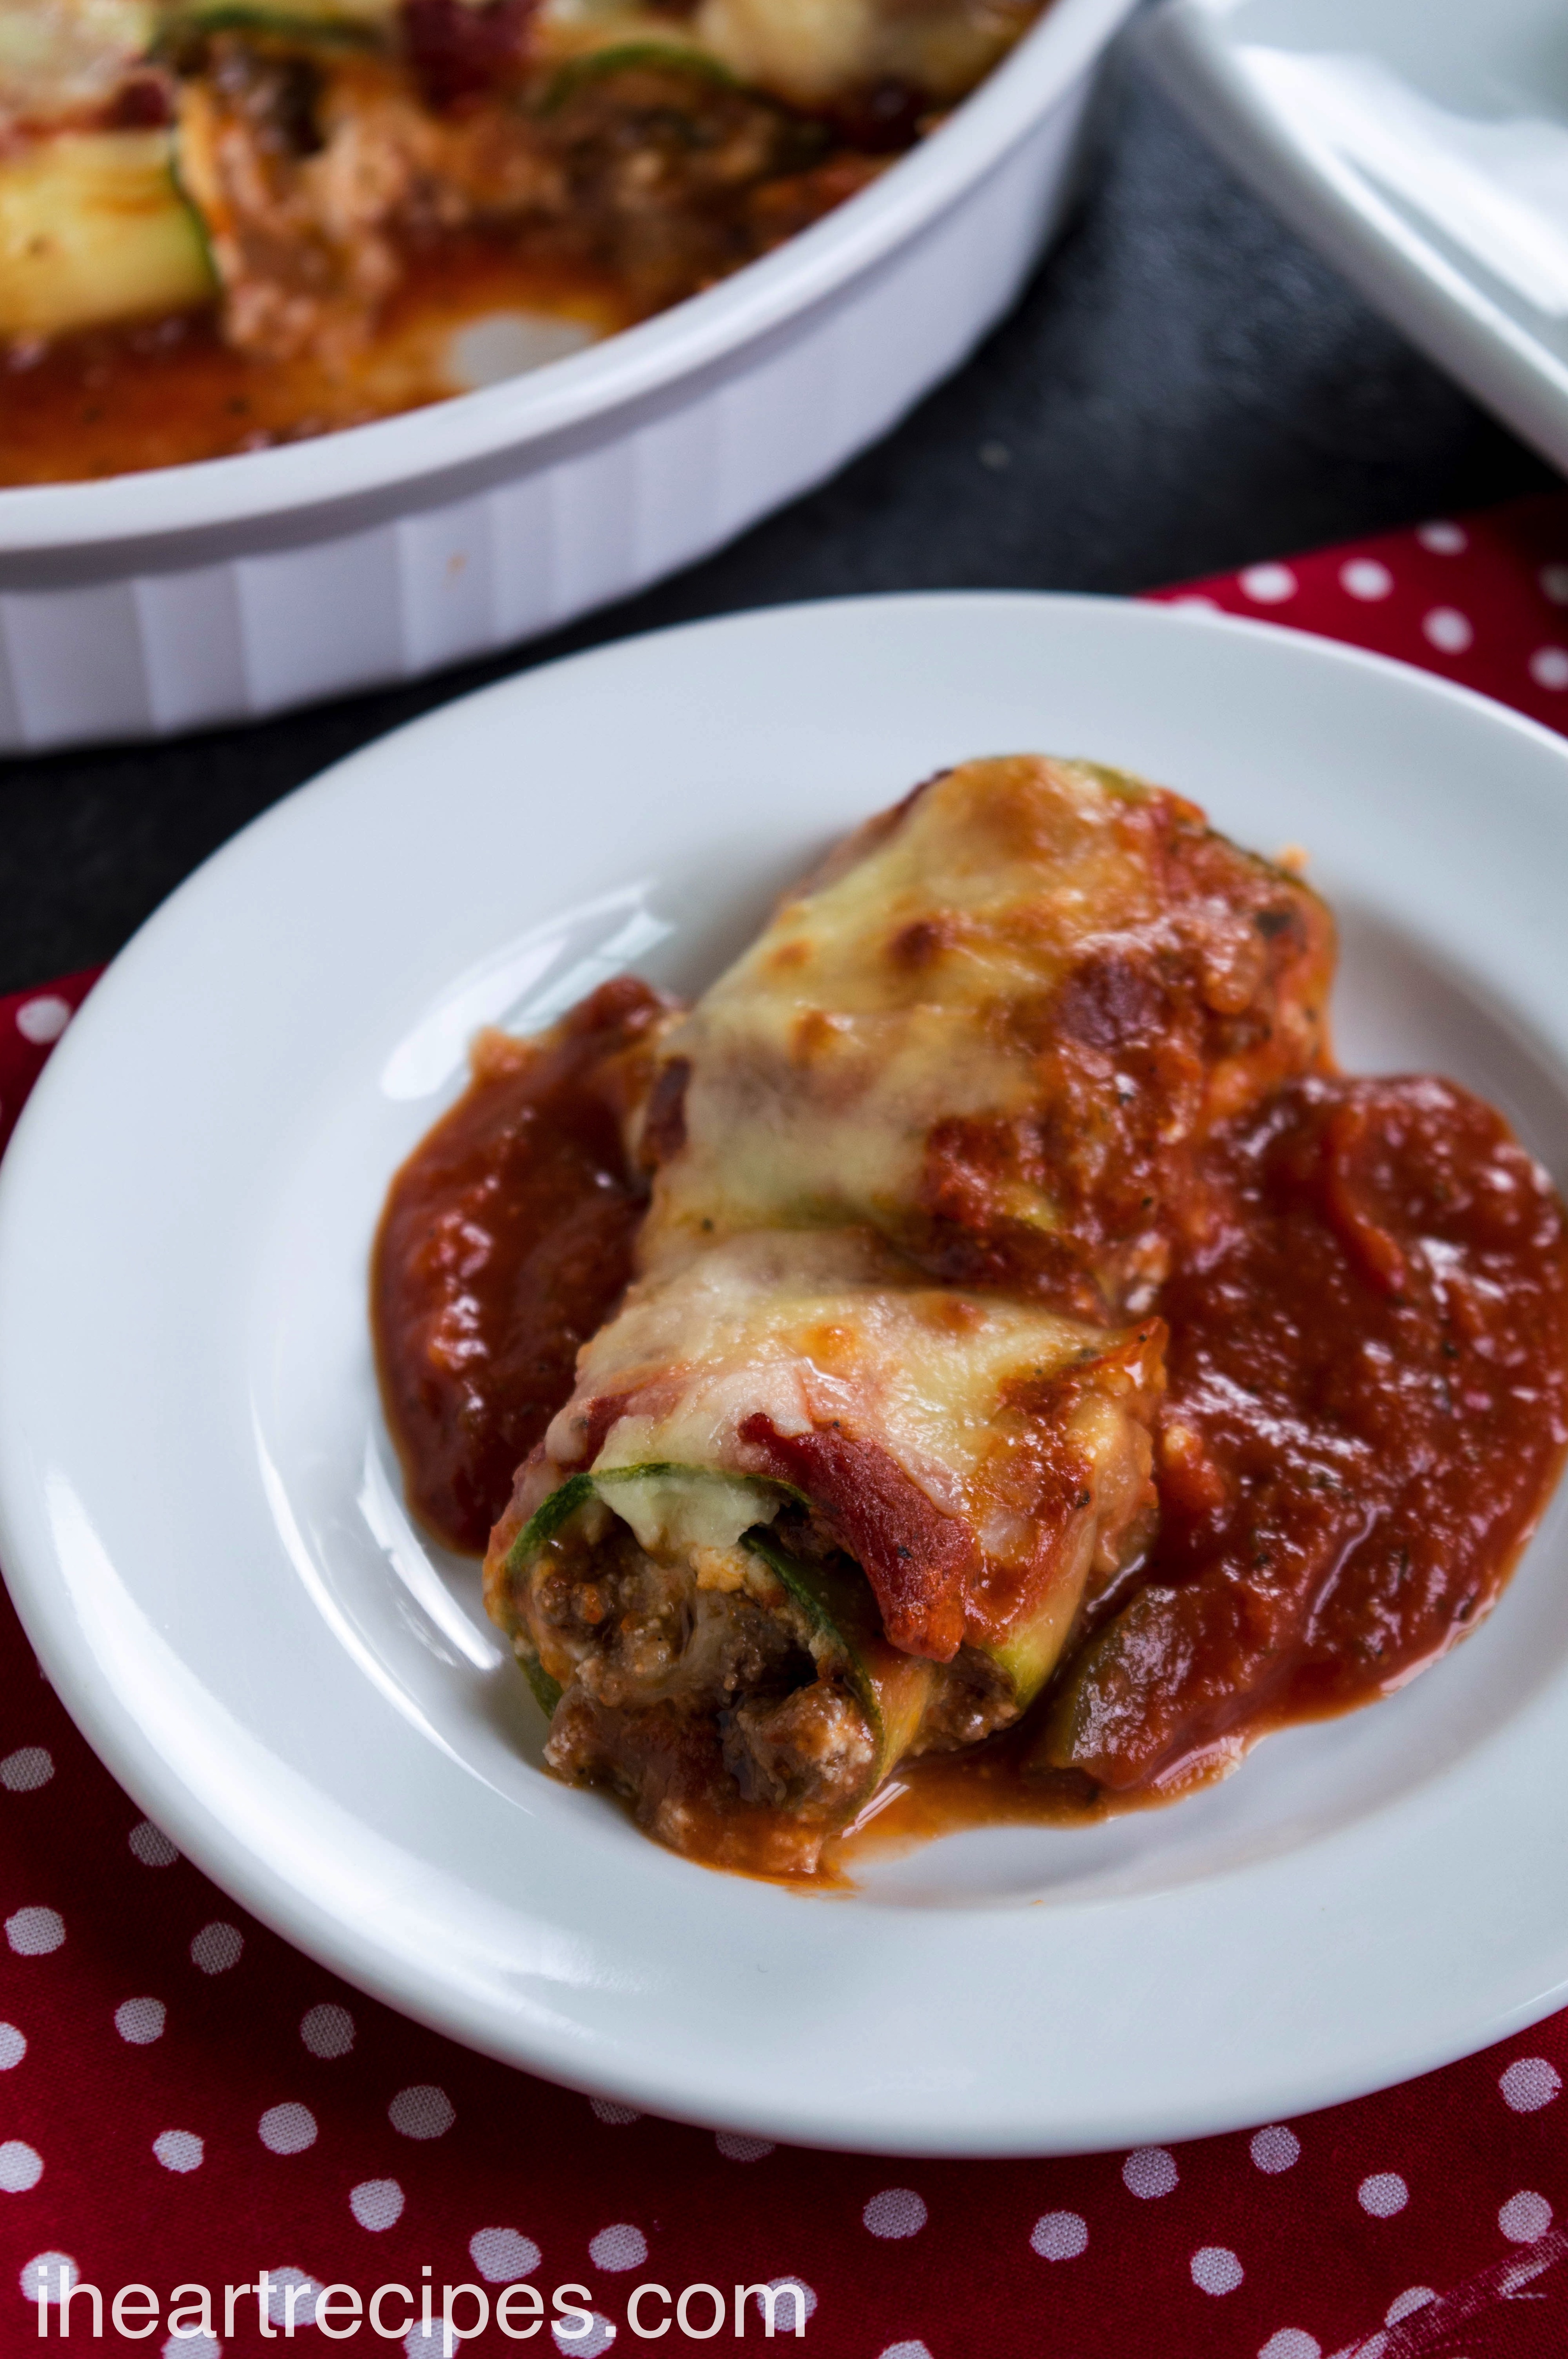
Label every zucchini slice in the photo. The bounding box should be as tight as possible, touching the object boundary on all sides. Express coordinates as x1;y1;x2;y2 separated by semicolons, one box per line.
0;130;215;339
741;1528;934;1792
504;1462;934;1805
503;1461;796;1575
536;40;738;112
159;0;394;34
977;1577;1094;1720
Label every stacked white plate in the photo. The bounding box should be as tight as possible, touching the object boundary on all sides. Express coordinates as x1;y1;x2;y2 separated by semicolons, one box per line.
1143;0;1568;477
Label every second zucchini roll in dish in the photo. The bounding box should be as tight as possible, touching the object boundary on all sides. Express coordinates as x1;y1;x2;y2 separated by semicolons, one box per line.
485;1227;1162;1875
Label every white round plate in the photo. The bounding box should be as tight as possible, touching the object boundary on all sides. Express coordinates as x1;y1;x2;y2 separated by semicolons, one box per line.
3;594;1568;2158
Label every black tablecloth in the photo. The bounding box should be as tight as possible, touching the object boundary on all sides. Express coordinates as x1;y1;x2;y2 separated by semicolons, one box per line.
0;54;1554;997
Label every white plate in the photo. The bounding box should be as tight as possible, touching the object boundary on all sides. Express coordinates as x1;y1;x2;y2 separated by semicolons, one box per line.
1140;0;1568;477
4;594;1568;2158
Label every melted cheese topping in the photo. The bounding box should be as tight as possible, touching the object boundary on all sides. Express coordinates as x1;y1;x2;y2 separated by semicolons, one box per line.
0;0;154;124
544;1227;1160;1634
641;756;1332;1296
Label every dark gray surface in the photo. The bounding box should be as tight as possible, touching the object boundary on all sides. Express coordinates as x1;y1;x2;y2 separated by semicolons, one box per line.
0;56;1555;996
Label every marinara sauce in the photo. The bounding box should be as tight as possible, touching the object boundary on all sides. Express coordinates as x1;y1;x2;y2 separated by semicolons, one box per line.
1043;1071;1568;1792
833;1070;1568;1866
373;971;1568;1855
372;977;672;1555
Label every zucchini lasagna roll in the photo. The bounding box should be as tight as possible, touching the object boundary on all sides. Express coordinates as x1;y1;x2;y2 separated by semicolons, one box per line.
477;755;1334;1871
639;755;1335;1320
485;1227;1162;1875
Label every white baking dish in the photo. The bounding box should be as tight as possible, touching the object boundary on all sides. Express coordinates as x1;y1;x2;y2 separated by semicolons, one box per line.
0;0;1139;753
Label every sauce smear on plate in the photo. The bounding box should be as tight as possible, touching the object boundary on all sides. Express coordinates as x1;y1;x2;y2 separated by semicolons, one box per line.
372;976;669;1554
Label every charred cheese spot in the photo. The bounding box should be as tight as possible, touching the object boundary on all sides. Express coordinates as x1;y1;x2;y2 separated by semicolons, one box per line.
887;913;960;971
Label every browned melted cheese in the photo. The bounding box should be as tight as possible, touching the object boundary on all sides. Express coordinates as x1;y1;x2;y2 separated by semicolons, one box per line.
640;757;1336;1319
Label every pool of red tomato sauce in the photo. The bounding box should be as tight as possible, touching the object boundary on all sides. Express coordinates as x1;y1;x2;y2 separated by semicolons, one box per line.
373;1003;1568;1875
372;978;670;1556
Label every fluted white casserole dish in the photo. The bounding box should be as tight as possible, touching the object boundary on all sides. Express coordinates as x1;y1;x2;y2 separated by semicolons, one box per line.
0;0;1139;754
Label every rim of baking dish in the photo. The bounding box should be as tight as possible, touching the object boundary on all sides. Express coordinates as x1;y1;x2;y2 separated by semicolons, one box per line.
0;0;1138;556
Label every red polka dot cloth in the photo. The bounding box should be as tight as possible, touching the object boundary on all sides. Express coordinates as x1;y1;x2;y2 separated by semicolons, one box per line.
7;495;1568;2359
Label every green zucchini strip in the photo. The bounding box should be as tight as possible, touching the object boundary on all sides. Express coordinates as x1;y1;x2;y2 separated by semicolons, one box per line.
158;0;393;34
977;1575;1094;1719
0;130;216;339
537;41;738;113
742;1528;934;1792
504;1461;799;1575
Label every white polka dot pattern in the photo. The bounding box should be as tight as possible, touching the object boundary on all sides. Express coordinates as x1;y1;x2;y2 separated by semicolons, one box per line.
115;1996;166;2045
1031;2211;1088;2260
6;1906;63;1955
189;1922;242;1974
0;2022;25;2068
300;2002;354;2058
1385;2287;1435;2324
1419;521;1467;554
863;2188;927;2239
20;2253;75;2305
1423;606;1475;654
389;2083;455;2140
551;2310;616;2355
258;2103;317;2156
1250;2125;1300;2174
589;2098;639;2125
1341;558;1393;600
128;1820;178;1866
0;2140;43;2192
470;2226;541;2282
1501;2057;1561;2113
1530;647;1568;690
1499;2189;1553;2242
405;2329;458;2359
1541;562;1568;602
1259;2334;1320;2359
751;2282;815;2330
1358;2172;1409;2218
1123;2147;1178;2199
1241;563;1297;603
264;2268;322;2327
588;2223;646;2272
350;2178;405;2232
715;2132;774;2162
878;2343;934;2359
14;996;70;1045
1;1747;52;1791
153;2129;204;2173
1190;2246;1243;2295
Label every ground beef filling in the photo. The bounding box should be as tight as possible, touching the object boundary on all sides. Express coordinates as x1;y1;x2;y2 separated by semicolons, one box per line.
174;37;886;362
527;1512;876;1853
519;1500;1022;1868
